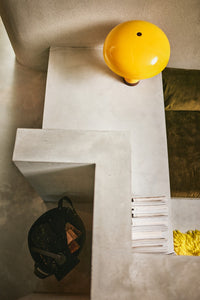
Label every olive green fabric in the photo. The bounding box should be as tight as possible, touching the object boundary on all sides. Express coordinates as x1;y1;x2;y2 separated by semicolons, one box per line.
166;111;200;197
162;68;200;111
163;68;200;197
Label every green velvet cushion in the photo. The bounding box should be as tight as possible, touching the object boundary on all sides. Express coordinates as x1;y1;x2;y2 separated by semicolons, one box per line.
166;111;200;198
162;68;200;111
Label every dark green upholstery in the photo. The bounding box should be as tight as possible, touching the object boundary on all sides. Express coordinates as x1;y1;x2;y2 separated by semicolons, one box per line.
162;68;200;197
165;111;200;197
163;68;200;111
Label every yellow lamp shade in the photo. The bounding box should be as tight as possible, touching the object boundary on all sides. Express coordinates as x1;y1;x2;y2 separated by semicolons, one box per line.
103;20;170;85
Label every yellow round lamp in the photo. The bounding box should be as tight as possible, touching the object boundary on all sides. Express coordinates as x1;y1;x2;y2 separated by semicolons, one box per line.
103;20;170;86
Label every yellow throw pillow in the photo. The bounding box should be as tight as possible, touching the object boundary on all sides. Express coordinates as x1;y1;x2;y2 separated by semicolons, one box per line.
173;230;200;256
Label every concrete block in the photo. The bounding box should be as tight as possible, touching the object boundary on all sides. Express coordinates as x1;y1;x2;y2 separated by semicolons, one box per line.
13;128;132;299
43;47;170;198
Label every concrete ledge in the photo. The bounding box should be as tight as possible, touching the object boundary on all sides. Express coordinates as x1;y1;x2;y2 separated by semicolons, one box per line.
43;47;171;198
18;294;90;300
12;113;200;299
12;161;95;203
13;128;132;299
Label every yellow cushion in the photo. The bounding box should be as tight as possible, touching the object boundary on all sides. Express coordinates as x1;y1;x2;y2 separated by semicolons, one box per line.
173;230;200;256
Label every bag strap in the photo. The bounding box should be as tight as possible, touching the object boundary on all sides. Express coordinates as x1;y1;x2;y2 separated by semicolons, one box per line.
58;196;77;214
31;247;66;265
34;263;51;279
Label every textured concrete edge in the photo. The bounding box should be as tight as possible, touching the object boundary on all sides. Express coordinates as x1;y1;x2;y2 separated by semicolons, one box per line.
17;293;90;300
13;128;132;300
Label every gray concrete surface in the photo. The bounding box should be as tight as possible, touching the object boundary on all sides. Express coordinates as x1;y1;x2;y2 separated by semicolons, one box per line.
18;294;90;300
0;18;47;300
0;0;200;70
43;47;171;199
1;9;200;300
13;128;132;300
14;162;95;203
172;198;200;232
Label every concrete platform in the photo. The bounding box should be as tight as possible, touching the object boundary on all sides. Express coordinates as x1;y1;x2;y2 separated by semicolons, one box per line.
1;7;200;300
13;128;132;299
43;47;171;198
14;129;200;300
13;129;200;300
12;45;175;298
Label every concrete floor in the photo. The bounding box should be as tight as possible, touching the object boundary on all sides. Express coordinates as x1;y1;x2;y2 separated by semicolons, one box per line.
0;18;94;300
1;17;200;300
0;18;46;300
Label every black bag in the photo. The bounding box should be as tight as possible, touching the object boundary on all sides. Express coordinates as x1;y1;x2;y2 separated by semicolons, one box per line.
28;196;86;281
